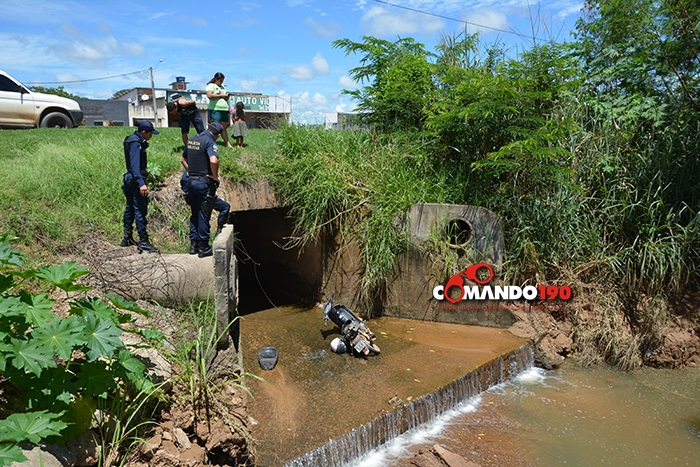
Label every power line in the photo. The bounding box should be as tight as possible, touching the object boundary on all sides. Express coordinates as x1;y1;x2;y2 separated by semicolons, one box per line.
372;0;536;41
37;68;150;85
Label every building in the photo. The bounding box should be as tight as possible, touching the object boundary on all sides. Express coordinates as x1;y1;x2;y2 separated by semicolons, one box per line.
324;112;367;130
110;76;292;130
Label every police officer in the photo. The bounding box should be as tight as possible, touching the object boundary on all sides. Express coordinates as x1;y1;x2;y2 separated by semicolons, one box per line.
166;93;205;145
182;122;224;258
121;120;159;253
180;170;230;255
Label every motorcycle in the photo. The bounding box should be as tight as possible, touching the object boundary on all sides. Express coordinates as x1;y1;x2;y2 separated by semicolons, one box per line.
322;293;380;356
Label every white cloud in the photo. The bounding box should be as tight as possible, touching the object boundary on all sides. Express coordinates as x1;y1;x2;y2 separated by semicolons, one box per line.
228;15;260;27
54;71;82;83
312;92;328;107
96;21;110;35
263;76;286;87
311;52;330;76
304;17;343;39
285;64;314;81
179;14;207;27
50;42;110;67
240;79;259;93
335;99;357;113
148;11;172;21
144;36;210;48
338;75;358;89
239;75;286;92
121;42;145;57
464;9;509;34
239;46;255;56
61;22;82;37
286;53;330;81
292;90;330;124
359;5;444;36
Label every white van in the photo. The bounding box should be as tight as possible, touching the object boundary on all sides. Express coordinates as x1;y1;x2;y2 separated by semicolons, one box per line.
0;70;83;128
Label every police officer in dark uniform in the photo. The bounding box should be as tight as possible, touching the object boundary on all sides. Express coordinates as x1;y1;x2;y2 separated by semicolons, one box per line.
181;122;224;258
166;93;205;145
121;120;159;253
180;171;230;255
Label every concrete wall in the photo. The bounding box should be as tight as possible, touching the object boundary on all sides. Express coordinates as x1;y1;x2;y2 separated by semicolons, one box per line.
213;225;238;349
77;99;129;126
90;226;238;349
323;203;516;327
91;180;513;331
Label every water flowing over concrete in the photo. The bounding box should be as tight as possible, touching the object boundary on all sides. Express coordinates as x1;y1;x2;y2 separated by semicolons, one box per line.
284;345;533;467
242;307;531;467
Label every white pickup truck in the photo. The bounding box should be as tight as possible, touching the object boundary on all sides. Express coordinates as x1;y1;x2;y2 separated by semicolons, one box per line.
0;70;83;129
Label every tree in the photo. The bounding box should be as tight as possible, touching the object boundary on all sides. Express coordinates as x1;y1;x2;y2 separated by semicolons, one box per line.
29;85;83;100
333;36;433;132
574;0;700;125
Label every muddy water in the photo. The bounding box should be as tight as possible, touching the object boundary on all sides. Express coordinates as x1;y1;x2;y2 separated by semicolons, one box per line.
240;305;528;467
375;363;700;467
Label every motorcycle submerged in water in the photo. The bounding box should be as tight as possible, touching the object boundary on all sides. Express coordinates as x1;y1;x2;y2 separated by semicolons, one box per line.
322;294;380;356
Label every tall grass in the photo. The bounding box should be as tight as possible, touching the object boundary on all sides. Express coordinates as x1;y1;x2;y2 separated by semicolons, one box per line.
1;119;697;369
258;118;699;368
0;127;181;251
0;126;273;255
259;125;450;306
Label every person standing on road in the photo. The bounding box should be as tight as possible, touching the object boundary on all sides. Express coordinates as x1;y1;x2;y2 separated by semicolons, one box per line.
166;93;204;145
231;100;248;148
181;122;224;257
206;72;234;148
121;120;159;253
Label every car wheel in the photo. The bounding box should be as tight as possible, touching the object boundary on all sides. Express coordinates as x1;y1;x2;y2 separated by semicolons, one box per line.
40;112;73;128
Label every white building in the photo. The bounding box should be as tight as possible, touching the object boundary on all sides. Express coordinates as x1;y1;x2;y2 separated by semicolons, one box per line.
114;76;291;129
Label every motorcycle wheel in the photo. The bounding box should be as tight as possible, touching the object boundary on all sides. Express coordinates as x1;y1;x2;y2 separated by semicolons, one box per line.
366;341;381;355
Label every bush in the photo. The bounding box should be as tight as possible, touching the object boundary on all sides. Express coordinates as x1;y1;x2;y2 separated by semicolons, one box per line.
0;235;163;466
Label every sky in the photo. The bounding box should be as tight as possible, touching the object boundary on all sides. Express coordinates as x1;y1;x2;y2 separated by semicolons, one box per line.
0;0;583;124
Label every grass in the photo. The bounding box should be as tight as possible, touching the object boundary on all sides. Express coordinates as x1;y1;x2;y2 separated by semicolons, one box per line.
163;299;259;445
258;126;450;307
2;120;698;370
0;126;277;258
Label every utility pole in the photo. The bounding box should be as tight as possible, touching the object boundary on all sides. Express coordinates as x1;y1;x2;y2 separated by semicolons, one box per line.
149;59;163;127
149;67;157;126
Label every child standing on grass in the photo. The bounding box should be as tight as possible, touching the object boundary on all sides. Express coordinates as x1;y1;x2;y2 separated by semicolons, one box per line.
231;101;248;148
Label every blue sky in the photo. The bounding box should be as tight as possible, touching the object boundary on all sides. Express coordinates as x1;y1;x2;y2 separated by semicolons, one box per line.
0;0;583;124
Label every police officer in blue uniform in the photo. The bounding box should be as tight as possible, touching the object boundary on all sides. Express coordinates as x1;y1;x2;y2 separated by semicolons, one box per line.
181;122;224;258
121;120;159;253
180;171;230;255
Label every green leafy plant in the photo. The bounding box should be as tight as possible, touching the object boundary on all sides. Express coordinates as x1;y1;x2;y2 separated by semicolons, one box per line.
0;236;162;466
146;161;164;189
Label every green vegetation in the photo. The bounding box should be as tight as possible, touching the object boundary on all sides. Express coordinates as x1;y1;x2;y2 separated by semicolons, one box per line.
0;236;164;466
1;2;699;373
28;85;84;100
0;127;275;257
165;300;258;441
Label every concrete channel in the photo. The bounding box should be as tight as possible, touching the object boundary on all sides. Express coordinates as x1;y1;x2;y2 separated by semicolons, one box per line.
92;179;535;466
241;307;531;466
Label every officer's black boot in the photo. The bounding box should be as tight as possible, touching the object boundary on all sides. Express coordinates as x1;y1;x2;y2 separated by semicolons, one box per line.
189;241;199;255
197;241;212;258
137;236;159;253
120;230;137;247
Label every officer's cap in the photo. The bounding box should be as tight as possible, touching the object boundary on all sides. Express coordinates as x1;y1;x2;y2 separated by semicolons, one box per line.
208;122;224;135
137;120;160;134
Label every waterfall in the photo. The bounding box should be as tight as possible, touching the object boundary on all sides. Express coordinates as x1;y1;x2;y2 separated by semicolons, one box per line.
284;344;534;467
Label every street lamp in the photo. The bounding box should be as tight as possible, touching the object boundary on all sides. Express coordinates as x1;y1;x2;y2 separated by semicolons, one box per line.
149;59;163;127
